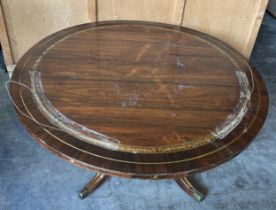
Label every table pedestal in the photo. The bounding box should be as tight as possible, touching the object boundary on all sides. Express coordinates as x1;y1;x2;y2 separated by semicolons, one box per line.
10;21;268;204
79;173;108;199
79;173;204;202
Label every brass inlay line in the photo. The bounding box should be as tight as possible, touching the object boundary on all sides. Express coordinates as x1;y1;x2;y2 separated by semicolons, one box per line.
26;24;221;153
19;79;261;165
16;23;262;165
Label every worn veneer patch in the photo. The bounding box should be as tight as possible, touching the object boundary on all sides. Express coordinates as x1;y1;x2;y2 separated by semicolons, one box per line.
29;68;217;153
212;71;251;139
26;23;253;154
29;68;252;153
29;70;121;151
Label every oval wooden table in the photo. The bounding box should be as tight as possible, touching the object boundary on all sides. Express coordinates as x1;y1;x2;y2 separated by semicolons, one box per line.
10;21;268;202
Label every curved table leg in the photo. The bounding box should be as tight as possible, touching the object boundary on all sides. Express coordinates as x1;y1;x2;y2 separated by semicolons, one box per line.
175;177;205;202
79;173;108;199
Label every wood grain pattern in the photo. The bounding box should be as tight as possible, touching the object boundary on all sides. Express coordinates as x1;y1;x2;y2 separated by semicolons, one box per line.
97;0;185;24
182;0;268;58
86;0;97;21
0;0;268;68
0;2;13;65
10;21;268;179
0;0;93;62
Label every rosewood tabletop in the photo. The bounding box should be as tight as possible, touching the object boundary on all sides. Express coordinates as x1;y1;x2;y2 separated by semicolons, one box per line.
10;21;268;201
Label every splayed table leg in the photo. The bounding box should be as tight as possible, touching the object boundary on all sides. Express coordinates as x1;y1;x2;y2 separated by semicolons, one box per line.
175;177;205;202
79;173;108;199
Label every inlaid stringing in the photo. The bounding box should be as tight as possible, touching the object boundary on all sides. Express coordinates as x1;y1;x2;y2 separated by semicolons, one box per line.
10;21;268;179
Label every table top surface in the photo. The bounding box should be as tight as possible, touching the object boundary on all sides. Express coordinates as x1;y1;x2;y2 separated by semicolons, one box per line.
11;21;268;179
